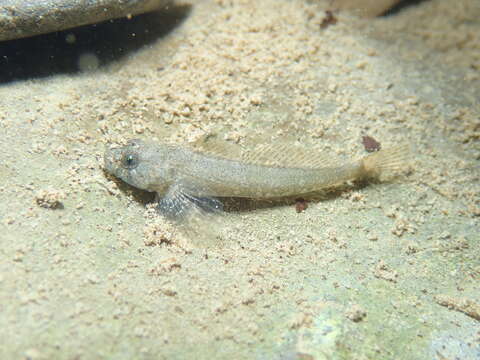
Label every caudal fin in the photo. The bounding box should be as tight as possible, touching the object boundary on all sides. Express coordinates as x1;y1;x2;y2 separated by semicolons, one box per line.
362;145;411;179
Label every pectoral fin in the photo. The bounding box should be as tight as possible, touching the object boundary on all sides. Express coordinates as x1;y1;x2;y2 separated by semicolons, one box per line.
156;182;223;221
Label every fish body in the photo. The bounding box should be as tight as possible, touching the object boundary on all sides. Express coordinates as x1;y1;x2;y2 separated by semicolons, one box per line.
104;139;408;219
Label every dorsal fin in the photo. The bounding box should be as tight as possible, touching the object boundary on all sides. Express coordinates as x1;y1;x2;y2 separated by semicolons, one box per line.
187;134;243;159
188;136;339;169
241;143;339;169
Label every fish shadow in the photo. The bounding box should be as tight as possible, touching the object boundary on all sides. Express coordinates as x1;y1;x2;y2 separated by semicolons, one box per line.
0;3;191;83
381;0;430;16
103;170;156;205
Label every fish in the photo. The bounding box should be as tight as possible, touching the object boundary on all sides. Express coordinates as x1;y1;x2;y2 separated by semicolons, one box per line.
104;138;410;221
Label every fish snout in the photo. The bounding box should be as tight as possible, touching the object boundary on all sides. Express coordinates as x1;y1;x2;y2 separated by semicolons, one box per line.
103;147;120;174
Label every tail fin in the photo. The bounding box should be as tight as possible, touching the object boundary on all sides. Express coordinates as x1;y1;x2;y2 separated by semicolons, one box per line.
362;144;411;179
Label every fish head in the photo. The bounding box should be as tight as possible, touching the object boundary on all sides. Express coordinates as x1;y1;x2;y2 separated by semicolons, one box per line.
104;139;168;193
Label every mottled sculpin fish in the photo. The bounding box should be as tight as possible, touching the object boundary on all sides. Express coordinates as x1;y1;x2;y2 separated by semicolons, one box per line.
104;139;409;220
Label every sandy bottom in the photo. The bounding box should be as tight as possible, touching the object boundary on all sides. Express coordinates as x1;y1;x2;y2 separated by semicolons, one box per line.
0;0;479;359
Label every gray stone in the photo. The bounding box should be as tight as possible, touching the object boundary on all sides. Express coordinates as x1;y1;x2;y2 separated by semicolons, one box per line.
0;0;170;41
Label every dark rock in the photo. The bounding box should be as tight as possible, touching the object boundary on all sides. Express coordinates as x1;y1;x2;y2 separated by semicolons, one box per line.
0;0;171;41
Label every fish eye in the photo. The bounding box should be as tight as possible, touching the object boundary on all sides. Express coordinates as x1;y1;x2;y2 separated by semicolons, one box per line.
121;152;139;169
